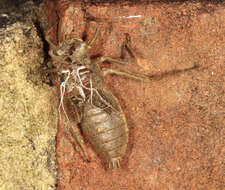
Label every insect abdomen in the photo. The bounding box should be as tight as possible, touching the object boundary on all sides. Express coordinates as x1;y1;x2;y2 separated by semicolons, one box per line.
81;103;128;168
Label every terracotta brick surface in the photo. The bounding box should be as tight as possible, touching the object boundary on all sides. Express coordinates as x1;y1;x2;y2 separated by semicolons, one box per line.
45;1;225;189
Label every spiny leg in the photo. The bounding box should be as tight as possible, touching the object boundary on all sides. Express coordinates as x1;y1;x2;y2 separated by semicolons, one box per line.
109;33;136;65
85;11;105;46
97;32;199;82
102;64;199;82
82;11;105;48
121;33;137;61
66;121;90;162
60;116;90;162
61;125;89;162
88;23;102;48
95;56;133;65
94;33;136;65
46;21;59;48
102;68;157;82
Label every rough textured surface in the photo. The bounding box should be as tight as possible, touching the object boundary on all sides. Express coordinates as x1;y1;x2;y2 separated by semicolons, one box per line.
0;2;58;189
45;1;224;190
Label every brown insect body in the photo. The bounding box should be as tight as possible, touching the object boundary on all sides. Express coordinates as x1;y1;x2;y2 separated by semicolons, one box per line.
48;33;129;168
48;21;198;169
71;41;129;168
81;102;128;168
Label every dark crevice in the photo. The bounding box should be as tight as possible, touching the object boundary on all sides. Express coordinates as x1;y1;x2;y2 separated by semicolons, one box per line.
33;20;49;61
33;20;54;86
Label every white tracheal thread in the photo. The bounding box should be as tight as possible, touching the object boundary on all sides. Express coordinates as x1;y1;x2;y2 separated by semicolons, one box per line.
58;67;86;122
58;65;116;122
90;76;93;105
59;69;71;122
75;66;115;111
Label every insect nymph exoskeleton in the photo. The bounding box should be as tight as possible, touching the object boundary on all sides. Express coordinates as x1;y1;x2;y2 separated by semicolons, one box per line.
46;13;199;169
81;100;128;168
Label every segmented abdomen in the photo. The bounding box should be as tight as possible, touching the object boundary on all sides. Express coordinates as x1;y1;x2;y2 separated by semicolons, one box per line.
81;103;128;168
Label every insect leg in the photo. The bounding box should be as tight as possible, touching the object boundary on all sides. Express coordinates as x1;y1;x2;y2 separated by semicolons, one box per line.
95;56;134;65
87;23;102;48
46;22;59;48
67;122;90;162
102;64;199;82
94;34;136;65
102;68;157;82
